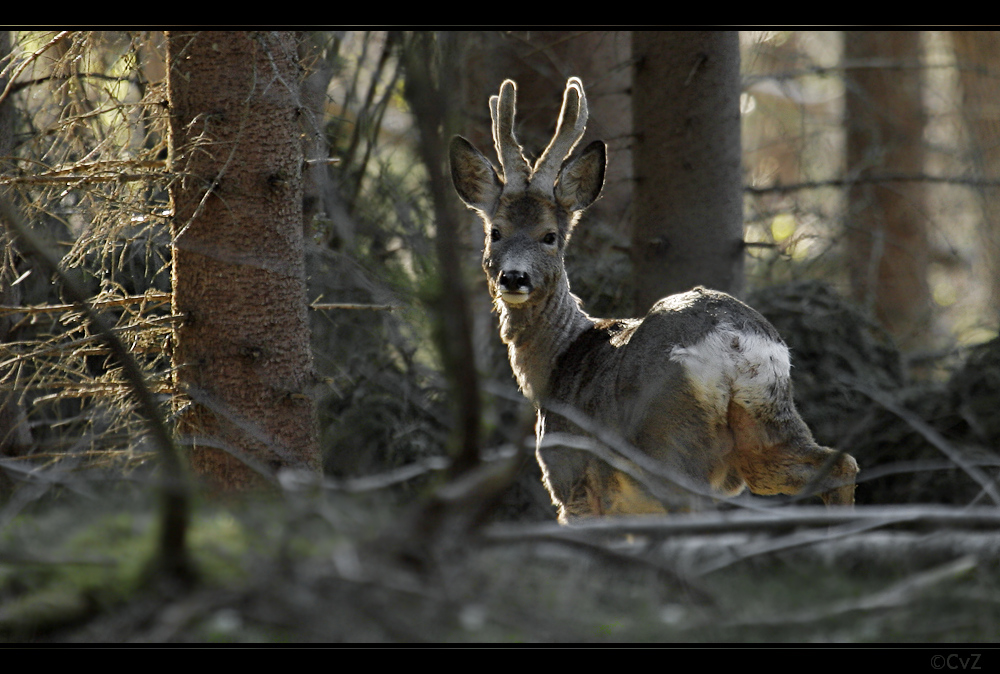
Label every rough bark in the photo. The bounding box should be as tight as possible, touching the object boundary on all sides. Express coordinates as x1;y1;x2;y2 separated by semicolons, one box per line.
166;31;320;489
631;31;745;312
844;31;931;351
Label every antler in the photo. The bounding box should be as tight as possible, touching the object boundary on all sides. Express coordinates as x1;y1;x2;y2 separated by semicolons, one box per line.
530;77;589;190
490;80;530;191
488;78;590;193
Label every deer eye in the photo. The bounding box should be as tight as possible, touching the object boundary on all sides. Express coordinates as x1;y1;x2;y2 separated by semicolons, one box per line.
542;232;558;245
490;228;502;242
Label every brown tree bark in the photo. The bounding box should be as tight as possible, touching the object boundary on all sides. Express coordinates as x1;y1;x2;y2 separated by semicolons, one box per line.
844;31;931;351
631;31;744;311
166;31;320;489
951;31;1000;329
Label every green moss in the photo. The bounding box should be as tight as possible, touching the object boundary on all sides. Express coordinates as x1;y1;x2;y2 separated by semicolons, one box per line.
0;496;274;640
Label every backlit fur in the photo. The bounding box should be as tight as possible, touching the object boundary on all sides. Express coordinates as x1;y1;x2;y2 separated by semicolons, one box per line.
450;79;858;523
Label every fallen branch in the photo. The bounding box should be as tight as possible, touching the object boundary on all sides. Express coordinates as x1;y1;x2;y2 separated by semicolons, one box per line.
484;504;1000;542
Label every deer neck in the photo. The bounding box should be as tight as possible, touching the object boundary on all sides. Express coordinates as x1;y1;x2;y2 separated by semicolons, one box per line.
497;273;592;404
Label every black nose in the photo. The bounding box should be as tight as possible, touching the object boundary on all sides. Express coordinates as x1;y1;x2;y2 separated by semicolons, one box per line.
499;270;531;292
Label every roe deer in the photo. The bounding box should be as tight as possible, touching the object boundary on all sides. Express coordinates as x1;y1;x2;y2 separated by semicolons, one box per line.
450;78;858;523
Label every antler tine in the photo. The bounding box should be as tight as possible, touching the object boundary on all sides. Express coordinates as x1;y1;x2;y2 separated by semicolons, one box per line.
489;94;501;157
491;79;530;190
531;77;588;190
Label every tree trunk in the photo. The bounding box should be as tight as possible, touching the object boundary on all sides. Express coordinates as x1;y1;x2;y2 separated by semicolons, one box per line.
844;31;931;351
0;30;33;491
299;31;355;249
951;31;1000;329
166;31;320;489
404;32;483;476
631;31;744;311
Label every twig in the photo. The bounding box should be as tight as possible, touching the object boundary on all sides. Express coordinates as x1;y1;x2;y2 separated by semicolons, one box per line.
0;449;156;462
742;59;967;86
33;382;175;404
858;457;1000;484
485;380;785;512
0;291;171;316
745;172;1000;195
309;302;397;311
324;456;449;492
402;31;482;477
2;72;141;96
0;31;72;108
0;172;162;187
484;504;1000;542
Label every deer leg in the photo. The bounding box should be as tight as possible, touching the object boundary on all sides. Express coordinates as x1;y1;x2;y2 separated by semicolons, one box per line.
728;400;858;505
537;442;606;523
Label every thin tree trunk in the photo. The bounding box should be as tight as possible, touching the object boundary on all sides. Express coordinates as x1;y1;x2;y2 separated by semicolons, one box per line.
166;31;320;489
299;31;354;249
844;31;931;351
404;32;482;476
631;31;744;311
951;31;1000;329
0;30;33;491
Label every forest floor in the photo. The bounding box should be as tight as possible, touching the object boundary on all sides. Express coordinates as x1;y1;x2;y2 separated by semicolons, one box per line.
2;480;999;644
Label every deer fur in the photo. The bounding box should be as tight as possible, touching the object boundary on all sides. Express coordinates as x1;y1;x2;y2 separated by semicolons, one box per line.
450;78;858;523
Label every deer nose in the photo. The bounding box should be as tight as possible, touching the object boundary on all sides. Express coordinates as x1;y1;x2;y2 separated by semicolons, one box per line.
499;270;531;293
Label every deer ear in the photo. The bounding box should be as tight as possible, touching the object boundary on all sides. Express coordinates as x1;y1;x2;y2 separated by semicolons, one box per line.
450;136;503;212
555;140;606;212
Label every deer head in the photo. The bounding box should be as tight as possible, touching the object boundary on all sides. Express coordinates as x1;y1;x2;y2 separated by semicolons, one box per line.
450;78;607;309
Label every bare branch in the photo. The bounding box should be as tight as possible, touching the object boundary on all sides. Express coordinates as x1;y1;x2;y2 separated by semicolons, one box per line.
0;291;171;316
745;172;1000;195
0;31;72;108
308;302;397;312
484;504;1000;542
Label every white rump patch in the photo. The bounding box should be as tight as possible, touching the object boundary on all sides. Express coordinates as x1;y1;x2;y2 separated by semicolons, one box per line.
669;326;790;417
